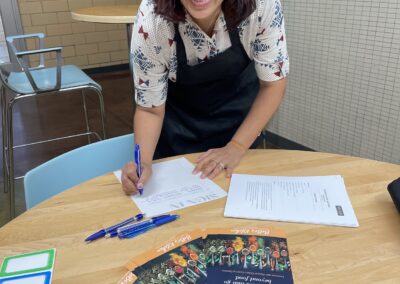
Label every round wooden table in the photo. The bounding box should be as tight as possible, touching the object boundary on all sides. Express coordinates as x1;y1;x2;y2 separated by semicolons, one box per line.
71;5;139;24
71;4;140;93
0;150;399;283
71;4;140;54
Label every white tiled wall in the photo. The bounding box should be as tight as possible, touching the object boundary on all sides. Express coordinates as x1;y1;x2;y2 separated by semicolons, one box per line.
269;0;400;164
0;15;10;62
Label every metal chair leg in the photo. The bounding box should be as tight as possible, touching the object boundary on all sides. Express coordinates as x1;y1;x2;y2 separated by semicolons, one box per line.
7;98;16;219
1;86;9;194
91;87;107;140
81;89;91;144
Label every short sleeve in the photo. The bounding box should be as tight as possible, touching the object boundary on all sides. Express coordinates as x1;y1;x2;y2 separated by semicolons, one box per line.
131;1;169;107
253;0;289;82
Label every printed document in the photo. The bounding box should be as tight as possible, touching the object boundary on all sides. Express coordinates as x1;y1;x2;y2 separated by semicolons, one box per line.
224;174;359;227
114;158;227;217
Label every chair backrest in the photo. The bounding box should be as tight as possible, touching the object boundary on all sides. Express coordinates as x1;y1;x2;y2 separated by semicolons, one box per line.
6;33;63;93
24;133;134;209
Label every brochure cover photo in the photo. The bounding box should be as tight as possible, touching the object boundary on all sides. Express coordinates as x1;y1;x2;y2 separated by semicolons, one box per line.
204;227;293;284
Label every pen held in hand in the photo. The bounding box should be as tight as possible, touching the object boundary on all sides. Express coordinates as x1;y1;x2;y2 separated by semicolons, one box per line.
135;144;144;195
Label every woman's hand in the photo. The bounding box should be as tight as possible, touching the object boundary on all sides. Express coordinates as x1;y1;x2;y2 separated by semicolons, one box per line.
121;161;152;195
193;142;247;179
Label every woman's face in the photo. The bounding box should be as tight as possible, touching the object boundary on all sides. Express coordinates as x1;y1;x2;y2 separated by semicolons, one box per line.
180;0;223;21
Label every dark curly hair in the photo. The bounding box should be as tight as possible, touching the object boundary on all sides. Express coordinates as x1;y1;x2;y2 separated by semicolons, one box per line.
154;0;256;30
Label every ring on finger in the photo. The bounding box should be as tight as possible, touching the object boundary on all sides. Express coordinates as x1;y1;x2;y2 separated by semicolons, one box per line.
217;162;226;170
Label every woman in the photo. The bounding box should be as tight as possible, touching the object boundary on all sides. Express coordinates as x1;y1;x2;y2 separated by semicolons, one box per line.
122;0;289;194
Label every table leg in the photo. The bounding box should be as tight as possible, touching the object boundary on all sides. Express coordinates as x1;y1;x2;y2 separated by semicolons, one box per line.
126;24;134;76
126;23;134;102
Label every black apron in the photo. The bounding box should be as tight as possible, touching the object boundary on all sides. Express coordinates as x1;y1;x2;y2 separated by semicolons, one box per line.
154;23;260;159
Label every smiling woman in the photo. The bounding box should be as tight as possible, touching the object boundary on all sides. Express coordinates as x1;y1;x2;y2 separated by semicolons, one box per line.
154;0;256;31
121;0;289;195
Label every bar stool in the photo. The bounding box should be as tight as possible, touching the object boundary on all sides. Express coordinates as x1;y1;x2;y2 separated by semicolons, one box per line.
0;33;107;219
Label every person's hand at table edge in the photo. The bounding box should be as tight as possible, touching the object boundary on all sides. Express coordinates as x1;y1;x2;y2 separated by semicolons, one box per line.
193;140;247;179
121;161;152;195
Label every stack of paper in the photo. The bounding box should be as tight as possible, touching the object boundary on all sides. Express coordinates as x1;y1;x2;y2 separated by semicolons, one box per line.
224;174;359;227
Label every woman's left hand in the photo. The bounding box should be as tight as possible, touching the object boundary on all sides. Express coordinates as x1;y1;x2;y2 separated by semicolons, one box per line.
193;143;247;179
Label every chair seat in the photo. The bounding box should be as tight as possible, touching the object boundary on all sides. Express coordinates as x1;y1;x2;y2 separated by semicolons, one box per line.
7;65;101;94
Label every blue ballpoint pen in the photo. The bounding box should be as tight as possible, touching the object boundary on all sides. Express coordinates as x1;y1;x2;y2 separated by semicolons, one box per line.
119;215;180;239
85;213;144;243
116;215;171;235
135;144;144;195
105;216;167;238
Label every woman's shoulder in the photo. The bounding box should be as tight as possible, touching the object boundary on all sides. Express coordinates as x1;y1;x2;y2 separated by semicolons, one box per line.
255;0;281;15
135;0;174;38
240;0;279;26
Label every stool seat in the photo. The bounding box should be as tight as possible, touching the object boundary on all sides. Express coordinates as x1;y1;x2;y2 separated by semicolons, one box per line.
8;65;102;94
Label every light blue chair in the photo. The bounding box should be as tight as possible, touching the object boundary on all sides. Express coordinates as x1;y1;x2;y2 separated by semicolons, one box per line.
23;133;134;209
1;33;107;218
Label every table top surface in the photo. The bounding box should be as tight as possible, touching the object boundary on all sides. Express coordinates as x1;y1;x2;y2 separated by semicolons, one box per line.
0;150;399;283
71;4;140;24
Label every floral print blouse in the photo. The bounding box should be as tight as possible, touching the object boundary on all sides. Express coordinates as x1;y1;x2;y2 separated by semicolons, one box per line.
131;0;289;107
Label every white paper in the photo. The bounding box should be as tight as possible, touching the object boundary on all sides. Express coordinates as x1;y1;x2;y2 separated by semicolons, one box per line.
224;174;359;227
114;157;227;217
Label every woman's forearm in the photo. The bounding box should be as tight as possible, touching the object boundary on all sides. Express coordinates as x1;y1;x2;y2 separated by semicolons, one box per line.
232;78;287;148
133;105;165;164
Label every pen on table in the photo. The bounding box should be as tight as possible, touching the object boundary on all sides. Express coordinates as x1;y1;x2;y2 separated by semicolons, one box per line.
118;214;180;239
116;214;171;234
85;213;144;243
135;144;144;195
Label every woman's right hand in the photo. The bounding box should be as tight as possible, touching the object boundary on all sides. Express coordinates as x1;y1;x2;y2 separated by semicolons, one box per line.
121;161;152;195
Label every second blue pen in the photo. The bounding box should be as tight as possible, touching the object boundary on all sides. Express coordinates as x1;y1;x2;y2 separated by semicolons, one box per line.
119;215;180;239
116;215;170;235
85;213;144;242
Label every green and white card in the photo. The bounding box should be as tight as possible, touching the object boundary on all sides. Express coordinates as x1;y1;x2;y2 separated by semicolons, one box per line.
0;249;56;284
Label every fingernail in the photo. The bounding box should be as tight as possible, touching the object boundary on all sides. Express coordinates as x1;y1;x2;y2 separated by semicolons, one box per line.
137;183;143;189
193;169;198;174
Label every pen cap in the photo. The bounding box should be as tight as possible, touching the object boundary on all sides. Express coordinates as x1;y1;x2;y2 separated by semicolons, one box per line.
388;177;400;214
135;144;140;161
154;215;179;226
85;230;105;242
